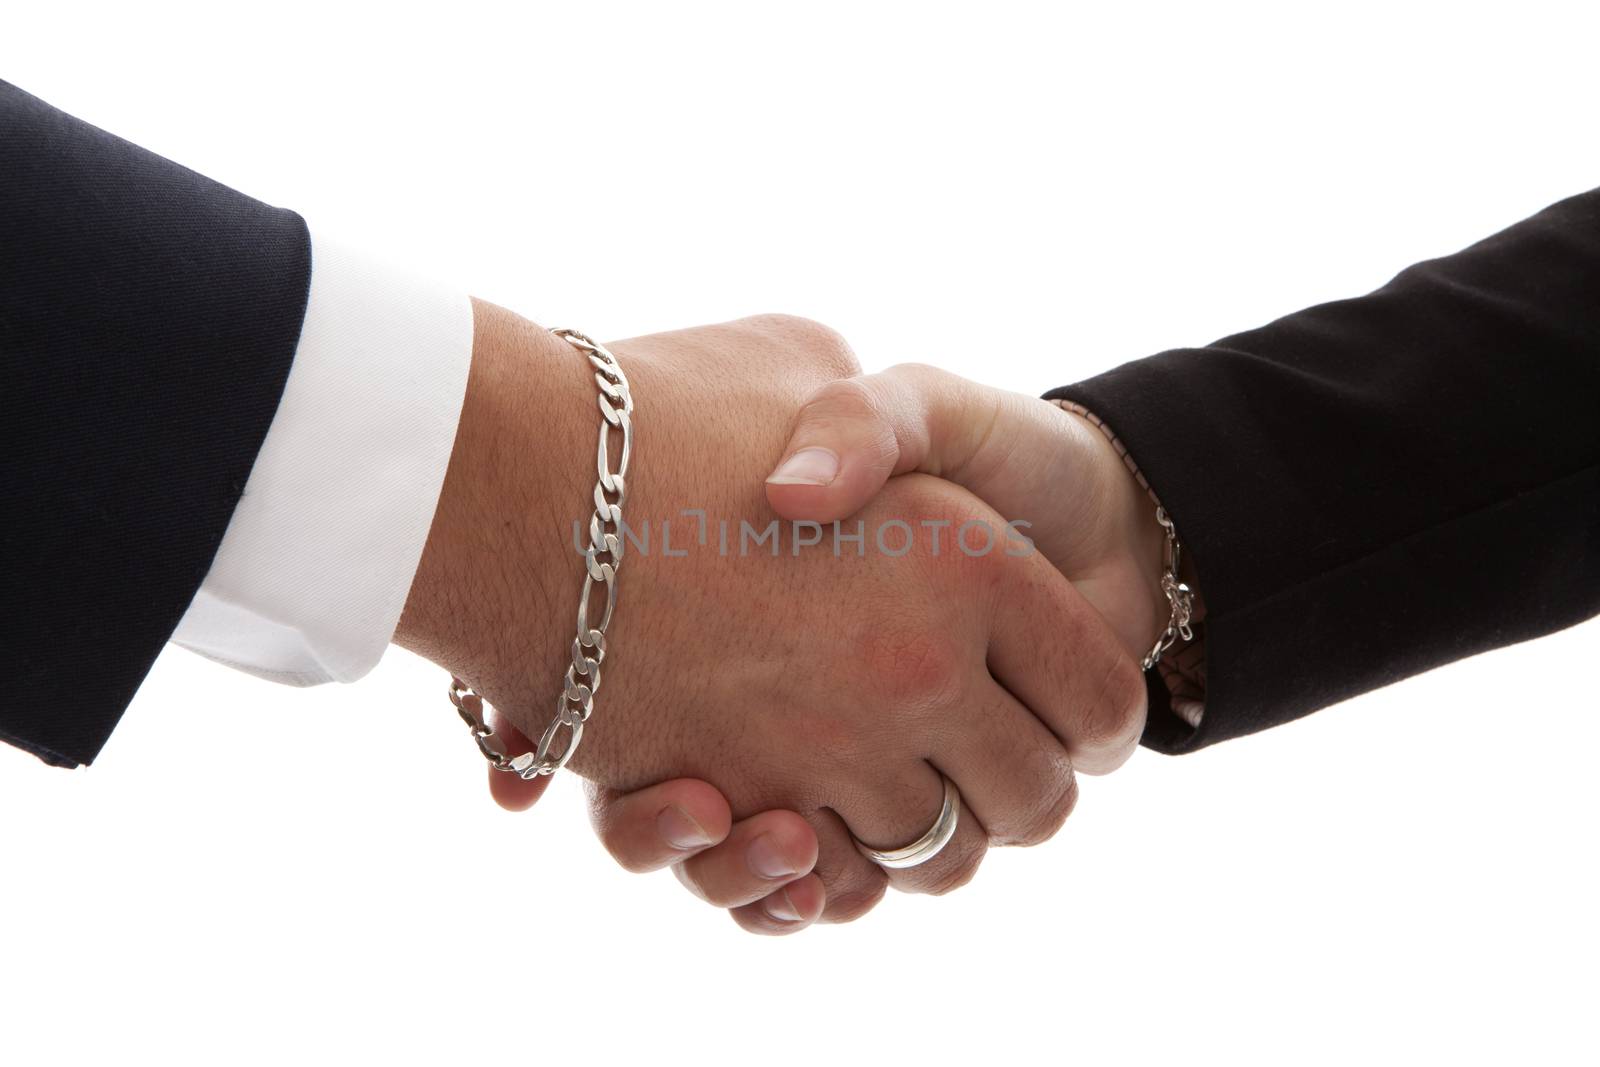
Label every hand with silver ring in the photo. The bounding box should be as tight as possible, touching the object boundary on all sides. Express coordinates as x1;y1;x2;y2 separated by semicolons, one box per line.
852;775;962;870
437;312;1154;935
579;361;1167;931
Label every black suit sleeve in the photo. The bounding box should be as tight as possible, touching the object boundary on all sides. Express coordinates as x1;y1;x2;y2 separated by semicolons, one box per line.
1049;188;1600;754
0;81;312;767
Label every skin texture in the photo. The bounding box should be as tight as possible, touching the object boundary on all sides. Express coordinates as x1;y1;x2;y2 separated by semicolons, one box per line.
397;304;1148;928
572;365;1175;933
763;364;1170;663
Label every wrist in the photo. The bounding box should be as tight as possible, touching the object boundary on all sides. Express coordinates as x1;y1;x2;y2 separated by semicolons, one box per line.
1124;474;1172;662
394;299;583;694
1057;404;1170;661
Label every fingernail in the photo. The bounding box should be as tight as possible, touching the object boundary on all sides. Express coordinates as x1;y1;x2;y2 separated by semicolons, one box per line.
746;833;800;880
765;888;803;923
766;447;839;486
657;805;715;850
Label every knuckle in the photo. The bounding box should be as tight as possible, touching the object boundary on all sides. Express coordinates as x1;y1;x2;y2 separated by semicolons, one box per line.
1092;732;1142;776
859;624;967;712
884;361;954;391
993;752;1079;847
799;377;900;470
1033;776;1080;846
879;479;1012;581
1075;649;1148;767
806;374;879;419
923;839;986;897
745;313;860;377
800;375;888;441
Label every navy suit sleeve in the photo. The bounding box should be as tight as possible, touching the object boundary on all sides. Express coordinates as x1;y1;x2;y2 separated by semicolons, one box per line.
0;81;312;766
1051;188;1600;754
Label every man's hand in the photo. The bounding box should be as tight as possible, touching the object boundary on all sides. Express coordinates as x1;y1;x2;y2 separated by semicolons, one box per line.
577;363;1176;933
764;364;1170;663
397;308;1146;927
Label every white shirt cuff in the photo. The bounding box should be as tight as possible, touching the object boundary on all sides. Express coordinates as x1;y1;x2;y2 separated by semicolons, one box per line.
171;226;474;685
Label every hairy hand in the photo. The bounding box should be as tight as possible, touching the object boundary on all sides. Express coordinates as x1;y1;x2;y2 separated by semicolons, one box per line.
398;309;1145;927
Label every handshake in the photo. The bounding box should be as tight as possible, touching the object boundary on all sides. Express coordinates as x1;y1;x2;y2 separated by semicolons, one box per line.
5;80;1584;947
394;304;1184;934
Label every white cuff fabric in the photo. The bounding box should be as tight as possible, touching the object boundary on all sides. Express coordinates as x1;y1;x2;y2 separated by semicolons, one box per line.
171;227;474;685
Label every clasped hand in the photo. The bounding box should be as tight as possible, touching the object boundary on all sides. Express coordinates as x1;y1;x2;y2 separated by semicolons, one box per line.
395;306;1166;934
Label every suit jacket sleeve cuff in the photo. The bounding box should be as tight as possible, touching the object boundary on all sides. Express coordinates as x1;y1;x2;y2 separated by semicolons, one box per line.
1045;191;1600;756
170;227;474;686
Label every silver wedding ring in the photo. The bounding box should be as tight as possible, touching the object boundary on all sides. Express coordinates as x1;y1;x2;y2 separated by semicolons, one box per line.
852;775;962;870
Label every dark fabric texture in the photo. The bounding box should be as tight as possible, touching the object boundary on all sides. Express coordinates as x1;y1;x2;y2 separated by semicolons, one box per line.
1051;188;1600;754
0;81;312;767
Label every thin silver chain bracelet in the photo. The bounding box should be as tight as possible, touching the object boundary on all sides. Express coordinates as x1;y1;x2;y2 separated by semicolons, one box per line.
1142;506;1195;671
449;328;634;779
1046;398;1197;673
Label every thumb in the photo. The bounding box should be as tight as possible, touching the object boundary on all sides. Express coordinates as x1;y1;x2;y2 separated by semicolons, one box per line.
765;364;1005;523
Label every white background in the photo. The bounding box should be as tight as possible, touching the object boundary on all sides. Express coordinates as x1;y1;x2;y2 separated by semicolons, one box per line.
3;2;1597;1064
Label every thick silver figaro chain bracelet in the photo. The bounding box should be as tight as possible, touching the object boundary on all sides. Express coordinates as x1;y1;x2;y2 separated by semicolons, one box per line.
449;328;634;779
1142;506;1195;671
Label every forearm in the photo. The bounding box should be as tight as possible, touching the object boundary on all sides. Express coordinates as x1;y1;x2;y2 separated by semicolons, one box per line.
1051;187;1600;751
